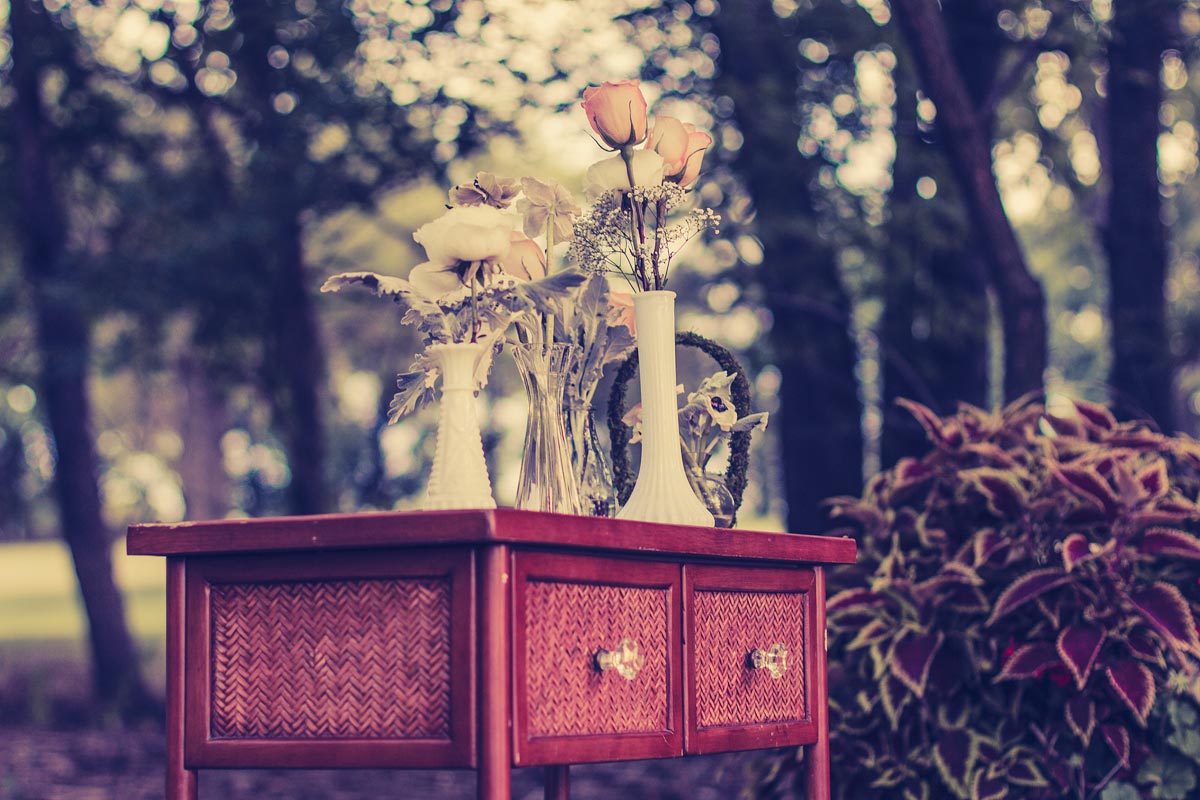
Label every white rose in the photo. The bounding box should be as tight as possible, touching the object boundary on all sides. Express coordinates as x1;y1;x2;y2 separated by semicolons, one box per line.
412;205;515;267
584;150;666;201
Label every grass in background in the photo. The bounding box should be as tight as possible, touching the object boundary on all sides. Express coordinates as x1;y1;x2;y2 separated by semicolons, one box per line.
0;540;167;722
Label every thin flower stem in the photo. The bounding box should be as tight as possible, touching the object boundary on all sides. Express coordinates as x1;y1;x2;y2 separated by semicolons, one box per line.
651;197;667;287
620;149;649;289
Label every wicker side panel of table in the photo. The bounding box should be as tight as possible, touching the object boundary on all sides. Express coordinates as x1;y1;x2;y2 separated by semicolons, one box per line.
209;577;452;740
183;549;476;769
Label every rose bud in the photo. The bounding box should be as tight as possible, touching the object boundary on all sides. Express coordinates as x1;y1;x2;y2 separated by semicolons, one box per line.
648;116;713;188
581;80;649;150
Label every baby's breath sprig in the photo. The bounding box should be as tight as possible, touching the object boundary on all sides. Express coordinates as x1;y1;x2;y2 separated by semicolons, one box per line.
568;187;721;292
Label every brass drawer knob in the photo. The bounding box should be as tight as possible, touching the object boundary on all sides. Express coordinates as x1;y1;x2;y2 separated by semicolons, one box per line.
594;637;645;680
748;643;789;679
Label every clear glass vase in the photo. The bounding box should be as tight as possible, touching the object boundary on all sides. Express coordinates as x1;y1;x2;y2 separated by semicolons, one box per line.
685;469;736;529
566;403;616;517
512;342;582;515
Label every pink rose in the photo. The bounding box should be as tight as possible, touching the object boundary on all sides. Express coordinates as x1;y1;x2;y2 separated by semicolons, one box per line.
581;80;648;150
647;116;713;187
499;232;547;281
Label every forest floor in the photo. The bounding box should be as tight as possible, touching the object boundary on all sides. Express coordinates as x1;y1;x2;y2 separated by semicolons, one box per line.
0;543;784;799
0;641;778;800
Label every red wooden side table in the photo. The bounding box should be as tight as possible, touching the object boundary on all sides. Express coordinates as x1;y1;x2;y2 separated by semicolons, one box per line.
127;509;856;800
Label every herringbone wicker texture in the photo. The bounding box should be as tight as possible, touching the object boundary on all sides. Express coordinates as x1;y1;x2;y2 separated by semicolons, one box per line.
209;578;452;740
524;580;669;737
693;589;806;728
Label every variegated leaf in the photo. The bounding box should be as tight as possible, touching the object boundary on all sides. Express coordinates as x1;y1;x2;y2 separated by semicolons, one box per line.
1140;527;1200;559
995;641;1058;682
933;729;976;800
1057;623;1105;689
847;618;893;651
1074;399;1117;431
963;468;1028;518
1006;759;1049;788
1111;460;1144;507
1061;533;1091;572
985;568;1071;627
1066;695;1095;744
897;398;961;450
972;770;1008;800
1129;582;1200;653
1105;660;1156;726
1101;724;1131;768
827;588;883;614
880;673;909;731
944;585;990;614
1137;461;1168;499
890;629;945;698
1053;464;1120;517
972;528;1007;567
1124;628;1166;667
891;457;935;499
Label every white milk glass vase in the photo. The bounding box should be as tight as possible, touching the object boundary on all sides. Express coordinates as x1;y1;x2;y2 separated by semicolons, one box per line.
422;342;497;510
617;291;715;527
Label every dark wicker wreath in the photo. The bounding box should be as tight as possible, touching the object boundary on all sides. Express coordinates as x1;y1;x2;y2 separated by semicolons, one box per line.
607;331;754;525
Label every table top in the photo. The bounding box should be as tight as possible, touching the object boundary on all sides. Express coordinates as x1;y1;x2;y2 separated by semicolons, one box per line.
127;508;857;565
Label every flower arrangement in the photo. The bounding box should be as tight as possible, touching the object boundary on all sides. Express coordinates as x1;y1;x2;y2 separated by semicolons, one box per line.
570;80;721;292
321;78;754;520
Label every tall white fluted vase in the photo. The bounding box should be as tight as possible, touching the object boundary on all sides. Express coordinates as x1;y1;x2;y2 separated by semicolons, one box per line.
617;291;715;527
422;342;497;510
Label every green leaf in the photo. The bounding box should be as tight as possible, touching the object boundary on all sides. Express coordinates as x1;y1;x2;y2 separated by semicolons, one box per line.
1099;783;1141;800
1137;753;1198;800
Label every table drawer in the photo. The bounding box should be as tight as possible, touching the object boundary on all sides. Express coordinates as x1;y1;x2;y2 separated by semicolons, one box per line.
512;552;683;765
183;549;475;769
684;564;816;754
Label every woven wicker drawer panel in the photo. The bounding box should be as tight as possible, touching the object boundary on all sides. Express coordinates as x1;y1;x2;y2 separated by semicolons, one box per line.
692;589;806;728
524;579;670;737
209;578;451;740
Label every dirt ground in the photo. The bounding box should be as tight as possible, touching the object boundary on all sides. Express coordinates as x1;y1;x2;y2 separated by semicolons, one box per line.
0;658;784;800
0;722;776;800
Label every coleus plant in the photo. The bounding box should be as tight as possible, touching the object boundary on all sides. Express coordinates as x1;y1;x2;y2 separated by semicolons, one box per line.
795;394;1200;800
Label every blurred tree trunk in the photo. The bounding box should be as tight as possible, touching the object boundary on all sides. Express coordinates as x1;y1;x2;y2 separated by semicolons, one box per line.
892;0;1047;400
174;331;231;520
713;3;863;533
881;58;989;467
172;7;329;515
1105;0;1175;429
238;5;329;515
9;0;149;711
266;213;329;515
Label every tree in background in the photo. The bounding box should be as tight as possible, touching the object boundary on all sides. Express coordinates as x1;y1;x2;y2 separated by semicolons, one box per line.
7;0;151;712
1106;0;1178;428
893;0;1049;400
712;1;865;534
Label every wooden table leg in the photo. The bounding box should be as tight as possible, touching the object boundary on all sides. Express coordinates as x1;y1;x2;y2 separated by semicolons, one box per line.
544;765;569;800
167;558;198;800
805;566;831;800
479;545;512;800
